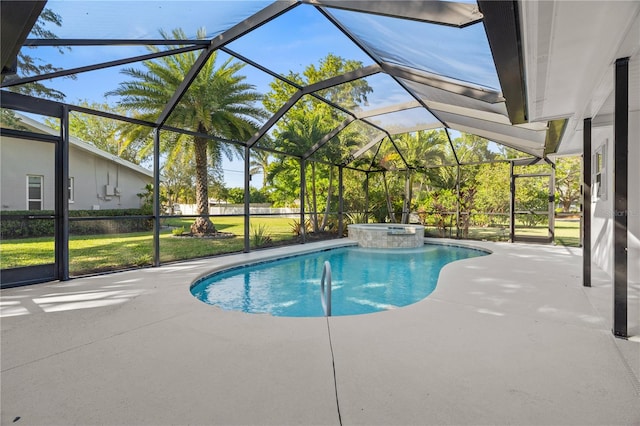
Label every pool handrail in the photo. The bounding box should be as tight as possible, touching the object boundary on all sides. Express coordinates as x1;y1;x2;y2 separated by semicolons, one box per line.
320;261;332;317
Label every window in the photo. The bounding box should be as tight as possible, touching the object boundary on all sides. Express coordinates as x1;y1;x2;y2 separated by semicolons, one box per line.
27;175;43;210
68;177;74;203
593;141;607;201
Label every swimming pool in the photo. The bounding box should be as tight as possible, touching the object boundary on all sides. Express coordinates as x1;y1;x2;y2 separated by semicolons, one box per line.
190;244;488;317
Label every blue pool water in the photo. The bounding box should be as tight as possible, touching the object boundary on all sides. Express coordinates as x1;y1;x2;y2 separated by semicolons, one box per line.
191;244;487;317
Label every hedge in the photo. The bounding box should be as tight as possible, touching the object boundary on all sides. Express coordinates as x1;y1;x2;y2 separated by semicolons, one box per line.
0;209;153;240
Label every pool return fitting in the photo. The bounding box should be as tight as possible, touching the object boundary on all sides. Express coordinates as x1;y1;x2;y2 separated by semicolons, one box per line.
320;261;332;316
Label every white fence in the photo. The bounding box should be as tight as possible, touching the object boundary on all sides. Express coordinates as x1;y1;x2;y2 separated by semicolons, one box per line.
178;204;299;217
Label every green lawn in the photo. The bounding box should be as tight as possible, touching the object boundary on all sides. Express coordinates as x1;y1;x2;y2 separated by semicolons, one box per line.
0;216;299;275
0;217;580;276
425;219;580;246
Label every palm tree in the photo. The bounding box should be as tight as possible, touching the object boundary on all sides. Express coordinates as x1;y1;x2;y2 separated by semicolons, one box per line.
250;148;272;189
275;114;334;232
108;28;266;234
379;130;450;223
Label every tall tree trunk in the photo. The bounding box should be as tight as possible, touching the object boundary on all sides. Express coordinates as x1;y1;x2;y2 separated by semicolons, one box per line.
401;173;412;224
321;166;333;231
311;162;319;232
382;172;396;223
190;134;216;234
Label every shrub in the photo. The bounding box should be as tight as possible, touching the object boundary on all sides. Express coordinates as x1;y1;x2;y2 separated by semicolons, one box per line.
171;226;186;236
250;223;272;248
345;212;369;224
0;209;153;240
289;218;312;236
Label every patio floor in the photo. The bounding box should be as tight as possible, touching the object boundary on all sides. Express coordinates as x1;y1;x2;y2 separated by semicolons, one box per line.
1;239;639;425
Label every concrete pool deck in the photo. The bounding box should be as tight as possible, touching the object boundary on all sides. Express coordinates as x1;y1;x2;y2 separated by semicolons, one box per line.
1;239;639;425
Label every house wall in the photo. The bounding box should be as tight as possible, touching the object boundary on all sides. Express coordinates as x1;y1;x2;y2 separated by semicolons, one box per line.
628;104;639;286
591;126;614;277
0;136;56;210
591;64;640;288
0;135;151;211
590;67;640;290
591;121;640;284
69;149;149;210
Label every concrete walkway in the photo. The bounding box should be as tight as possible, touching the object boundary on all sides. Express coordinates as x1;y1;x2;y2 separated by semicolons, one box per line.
1;239;639;425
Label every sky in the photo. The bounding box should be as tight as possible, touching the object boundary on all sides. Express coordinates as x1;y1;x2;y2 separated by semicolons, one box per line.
19;0;496;188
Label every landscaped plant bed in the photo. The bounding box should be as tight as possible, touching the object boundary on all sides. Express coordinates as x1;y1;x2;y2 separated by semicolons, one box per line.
172;232;236;239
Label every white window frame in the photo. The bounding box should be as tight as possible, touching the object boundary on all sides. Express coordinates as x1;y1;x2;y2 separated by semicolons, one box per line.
68;177;74;203
592;141;607;202
27;175;44;210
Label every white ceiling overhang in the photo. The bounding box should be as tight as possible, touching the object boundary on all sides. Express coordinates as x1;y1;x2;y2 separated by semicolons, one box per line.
519;0;640;155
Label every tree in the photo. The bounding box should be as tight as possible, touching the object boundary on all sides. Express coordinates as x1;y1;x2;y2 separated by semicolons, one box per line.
274;114;334;231
45;101;148;164
2;8;73;127
555;156;581;213
263;54;372;231
250;148;272;189
474;162;511;226
381;130;450;223
108;28;266;234
6;8;72;100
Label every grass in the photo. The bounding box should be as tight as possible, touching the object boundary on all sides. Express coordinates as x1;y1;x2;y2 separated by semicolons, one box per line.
1;217;581;276
0;216;299;275
425;219;580;246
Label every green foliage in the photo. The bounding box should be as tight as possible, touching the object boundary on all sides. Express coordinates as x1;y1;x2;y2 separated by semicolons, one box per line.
137;183;166;215
250;224;272;248
6;8;74;101
417;189;457;236
109;28;267;232
345;212;369;225
171;226;185;236
226;187;272;204
555;156;582;213
0;209;153;240
263;54;372;225
44;102;149;164
289;218;312;236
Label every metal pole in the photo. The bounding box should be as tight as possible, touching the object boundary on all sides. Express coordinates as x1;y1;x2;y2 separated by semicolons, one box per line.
613;57;629;338
456;164;461;238
57;105;70;280
549;160;556;243
509;161;515;243
583;118;592;287
244;145;251;253
153;128;161;267
338;166;344;237
365;172;370;223
300;158;306;243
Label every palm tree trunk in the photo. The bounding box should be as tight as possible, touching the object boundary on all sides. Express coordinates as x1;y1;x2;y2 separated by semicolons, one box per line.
383;172;396;223
190;135;216;234
401;173;410;224
311;162;319;232
321;166;333;231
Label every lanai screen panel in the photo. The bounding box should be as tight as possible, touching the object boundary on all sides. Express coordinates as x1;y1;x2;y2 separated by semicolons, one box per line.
391;129;457;169
436;110;547;157
367;107;441;135
308;120;384;165
225;4;374;82
326;5;501;91
8;1;280;116
254;94;349;157
447;130;533;164
31;1;272;40
1;110;60;136
166;49;296;139
401;78;508;118
315;73;416;116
